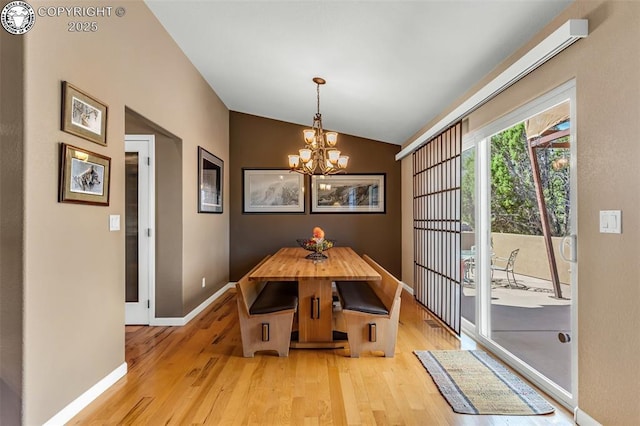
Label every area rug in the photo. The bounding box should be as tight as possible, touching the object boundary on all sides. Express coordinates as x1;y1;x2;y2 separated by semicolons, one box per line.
414;350;554;415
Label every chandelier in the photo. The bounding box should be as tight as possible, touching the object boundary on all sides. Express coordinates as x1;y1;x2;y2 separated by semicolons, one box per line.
287;77;349;175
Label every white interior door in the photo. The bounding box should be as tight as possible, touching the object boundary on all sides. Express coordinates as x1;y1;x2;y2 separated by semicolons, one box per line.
125;135;155;325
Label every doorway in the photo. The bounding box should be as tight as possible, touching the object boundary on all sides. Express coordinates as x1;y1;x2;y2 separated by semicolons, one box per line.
125;135;155;325
461;81;578;409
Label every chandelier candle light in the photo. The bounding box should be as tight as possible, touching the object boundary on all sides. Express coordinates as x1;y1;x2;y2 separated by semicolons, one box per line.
288;77;349;175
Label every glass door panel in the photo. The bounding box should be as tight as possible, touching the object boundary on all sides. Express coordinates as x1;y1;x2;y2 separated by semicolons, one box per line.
460;146;476;326
125;152;139;303
488;101;573;393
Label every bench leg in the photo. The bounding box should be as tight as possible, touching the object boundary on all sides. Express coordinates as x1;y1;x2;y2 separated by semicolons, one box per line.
342;312;369;358
238;312;295;357
383;301;401;357
343;301;401;358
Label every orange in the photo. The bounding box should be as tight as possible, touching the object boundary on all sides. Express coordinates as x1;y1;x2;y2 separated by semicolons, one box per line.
312;226;325;239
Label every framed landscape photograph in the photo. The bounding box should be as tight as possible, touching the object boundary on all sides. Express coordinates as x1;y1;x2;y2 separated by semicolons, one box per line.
62;81;108;146
243;169;305;213
59;143;111;206
311;174;385;213
198;147;223;213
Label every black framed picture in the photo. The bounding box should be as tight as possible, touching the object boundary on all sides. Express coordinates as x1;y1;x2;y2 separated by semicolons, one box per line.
243;169;305;213
311;174;385;213
198;147;223;213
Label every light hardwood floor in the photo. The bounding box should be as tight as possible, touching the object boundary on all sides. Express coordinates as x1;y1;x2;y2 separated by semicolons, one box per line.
70;290;573;425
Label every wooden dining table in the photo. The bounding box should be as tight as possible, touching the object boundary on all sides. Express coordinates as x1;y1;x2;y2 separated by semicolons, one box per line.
248;246;381;348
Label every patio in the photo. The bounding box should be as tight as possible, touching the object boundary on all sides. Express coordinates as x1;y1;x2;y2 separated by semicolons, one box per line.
461;270;572;392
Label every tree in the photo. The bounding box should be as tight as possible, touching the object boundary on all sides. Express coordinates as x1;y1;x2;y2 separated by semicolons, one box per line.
460;123;570;237
461;149;476;230
537;145;570;236
490;123;542;235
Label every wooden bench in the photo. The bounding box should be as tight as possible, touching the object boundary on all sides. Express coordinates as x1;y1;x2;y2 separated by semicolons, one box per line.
236;256;298;357
335;255;402;358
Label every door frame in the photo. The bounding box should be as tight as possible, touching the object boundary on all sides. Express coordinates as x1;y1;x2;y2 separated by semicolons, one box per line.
460;80;578;410
125;134;156;325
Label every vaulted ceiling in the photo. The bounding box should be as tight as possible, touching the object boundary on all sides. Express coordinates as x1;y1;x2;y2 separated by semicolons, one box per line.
145;1;572;145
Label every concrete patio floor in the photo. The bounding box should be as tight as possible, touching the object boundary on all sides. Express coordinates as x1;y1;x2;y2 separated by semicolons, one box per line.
461;270;573;393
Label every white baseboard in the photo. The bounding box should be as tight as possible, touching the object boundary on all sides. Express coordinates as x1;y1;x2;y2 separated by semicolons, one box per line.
401;281;414;295
150;282;235;326
574;406;602;426
44;283;236;424
43;362;127;426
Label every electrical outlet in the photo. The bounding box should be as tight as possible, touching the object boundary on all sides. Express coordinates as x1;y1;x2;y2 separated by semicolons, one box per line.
202;277;206;288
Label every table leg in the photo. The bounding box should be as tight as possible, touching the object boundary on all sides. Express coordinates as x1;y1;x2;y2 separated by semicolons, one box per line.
297;279;333;343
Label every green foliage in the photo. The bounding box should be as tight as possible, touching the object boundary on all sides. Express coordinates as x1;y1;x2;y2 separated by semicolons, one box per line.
461;123;570;237
461;150;476;229
490;123;542;235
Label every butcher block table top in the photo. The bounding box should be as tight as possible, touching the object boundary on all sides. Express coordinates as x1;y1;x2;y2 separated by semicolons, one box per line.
248;247;381;282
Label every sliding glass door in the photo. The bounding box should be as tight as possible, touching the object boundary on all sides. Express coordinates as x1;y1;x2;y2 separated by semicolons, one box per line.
461;146;476;326
461;81;577;409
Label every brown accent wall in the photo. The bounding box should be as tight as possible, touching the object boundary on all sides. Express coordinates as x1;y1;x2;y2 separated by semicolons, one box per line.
401;1;640;423
230;112;401;281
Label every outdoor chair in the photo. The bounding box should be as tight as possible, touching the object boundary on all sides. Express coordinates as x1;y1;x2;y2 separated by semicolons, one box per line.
463;257;475;285
491;248;520;288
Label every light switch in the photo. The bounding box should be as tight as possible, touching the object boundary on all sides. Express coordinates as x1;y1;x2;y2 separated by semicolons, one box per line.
599;210;621;234
109;215;120;231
